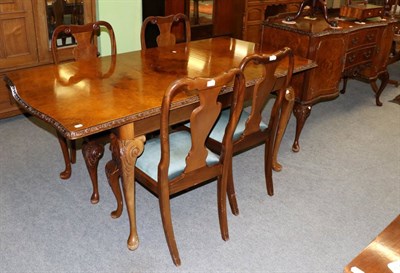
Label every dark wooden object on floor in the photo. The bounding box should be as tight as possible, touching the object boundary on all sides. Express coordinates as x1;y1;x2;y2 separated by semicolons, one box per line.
51;21;116;203
107;68;246;266
205;47;294;213
344;215;400;273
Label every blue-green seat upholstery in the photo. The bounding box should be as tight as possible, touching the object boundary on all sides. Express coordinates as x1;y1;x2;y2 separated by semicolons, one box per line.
208;109;268;143
136;130;220;181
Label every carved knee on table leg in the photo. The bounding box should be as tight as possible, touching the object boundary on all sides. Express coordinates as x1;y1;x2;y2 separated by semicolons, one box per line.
82;140;105;204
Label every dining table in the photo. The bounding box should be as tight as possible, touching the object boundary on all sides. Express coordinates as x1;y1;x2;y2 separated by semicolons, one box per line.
3;36;316;251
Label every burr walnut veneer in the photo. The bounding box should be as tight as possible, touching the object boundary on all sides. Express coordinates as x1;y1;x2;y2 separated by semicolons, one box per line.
4;37;315;253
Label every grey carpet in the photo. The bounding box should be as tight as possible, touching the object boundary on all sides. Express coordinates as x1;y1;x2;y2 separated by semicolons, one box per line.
1;62;399;273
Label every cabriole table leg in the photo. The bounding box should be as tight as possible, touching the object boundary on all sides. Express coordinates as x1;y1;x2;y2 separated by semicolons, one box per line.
114;124;146;251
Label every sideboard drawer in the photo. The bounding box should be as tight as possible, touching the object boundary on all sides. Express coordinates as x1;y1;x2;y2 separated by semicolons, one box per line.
361;8;384;18
348;29;378;50
345;46;375;68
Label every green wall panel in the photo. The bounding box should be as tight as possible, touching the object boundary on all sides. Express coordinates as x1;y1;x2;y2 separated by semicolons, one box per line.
97;0;142;55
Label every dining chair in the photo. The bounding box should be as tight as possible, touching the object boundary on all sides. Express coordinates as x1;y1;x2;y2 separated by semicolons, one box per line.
140;13;191;49
51;20;116;204
204;47;294;215
51;0;66;45
124;68;245;266
140;13;191;141
101;13;192;219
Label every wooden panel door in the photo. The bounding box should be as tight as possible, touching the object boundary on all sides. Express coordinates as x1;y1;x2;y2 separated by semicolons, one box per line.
0;0;38;70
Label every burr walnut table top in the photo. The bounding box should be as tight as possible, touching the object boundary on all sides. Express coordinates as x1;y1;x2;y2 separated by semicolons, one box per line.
5;37;315;140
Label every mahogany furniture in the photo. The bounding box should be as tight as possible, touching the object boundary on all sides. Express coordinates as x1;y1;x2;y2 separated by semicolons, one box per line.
388;8;400;86
143;0;238;40
52;0;67;45
231;0;302;43
141;13;191;49
100;42;316;221
262;14;397;152
142;0;301;43
389;27;400;86
130;68;245;266
51;21;116;205
4;37;315;253
204;47;294;214
340;3;385;21
344;214;400;273
284;0;339;27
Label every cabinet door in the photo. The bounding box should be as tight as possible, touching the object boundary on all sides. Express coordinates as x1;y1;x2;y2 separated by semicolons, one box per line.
0;0;38;70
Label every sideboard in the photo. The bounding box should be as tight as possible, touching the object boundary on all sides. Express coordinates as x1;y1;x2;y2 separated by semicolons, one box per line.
232;0;302;43
261;14;397;152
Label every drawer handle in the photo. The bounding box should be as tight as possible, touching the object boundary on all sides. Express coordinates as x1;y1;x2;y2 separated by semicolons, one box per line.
352;37;359;45
366;34;374;41
348;54;356;63
364;51;372;59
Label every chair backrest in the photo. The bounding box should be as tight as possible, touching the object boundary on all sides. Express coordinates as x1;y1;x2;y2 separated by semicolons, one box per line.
52;0;65;27
140;13;191;49
159;68;245;182
51;20;117;64
238;47;294;139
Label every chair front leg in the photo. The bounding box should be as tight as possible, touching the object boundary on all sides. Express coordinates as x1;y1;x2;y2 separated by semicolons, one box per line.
227;165;239;216
217;174;229;242
265;135;274;197
159;191;181;266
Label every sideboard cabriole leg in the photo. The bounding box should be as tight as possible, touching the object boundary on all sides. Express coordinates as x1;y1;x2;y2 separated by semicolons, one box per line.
373;70;389;107
292;103;312;153
82;139;104;204
272;87;295;172
115;124;146;251
106;133;123;219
